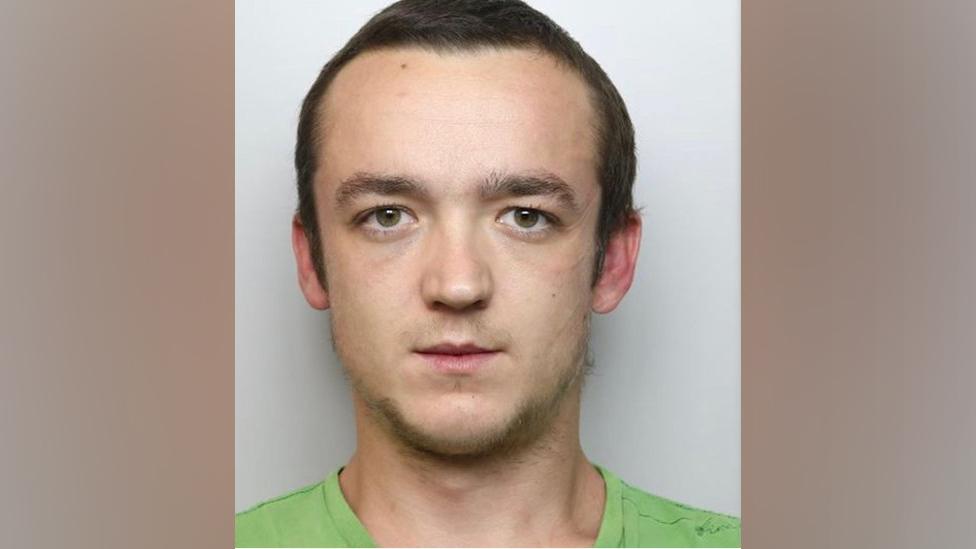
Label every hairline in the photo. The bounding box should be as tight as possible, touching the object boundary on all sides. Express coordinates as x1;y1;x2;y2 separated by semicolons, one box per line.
312;43;603;164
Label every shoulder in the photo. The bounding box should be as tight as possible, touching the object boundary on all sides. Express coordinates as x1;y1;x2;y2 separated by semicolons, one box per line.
619;478;741;548
235;481;334;547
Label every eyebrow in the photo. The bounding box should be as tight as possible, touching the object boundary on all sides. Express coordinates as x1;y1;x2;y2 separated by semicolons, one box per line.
480;171;581;214
334;170;581;214
334;173;432;208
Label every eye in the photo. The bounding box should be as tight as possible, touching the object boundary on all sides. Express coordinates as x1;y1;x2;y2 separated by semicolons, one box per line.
374;207;402;227
359;206;416;232
497;207;554;232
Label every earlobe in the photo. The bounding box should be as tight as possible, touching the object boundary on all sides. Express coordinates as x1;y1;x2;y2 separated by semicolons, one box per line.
291;215;330;310
591;213;642;314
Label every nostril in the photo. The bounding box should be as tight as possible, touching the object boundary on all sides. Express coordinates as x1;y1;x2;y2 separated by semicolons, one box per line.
432;297;488;312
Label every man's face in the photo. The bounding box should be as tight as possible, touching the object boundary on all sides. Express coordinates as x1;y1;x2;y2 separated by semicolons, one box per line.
307;47;605;457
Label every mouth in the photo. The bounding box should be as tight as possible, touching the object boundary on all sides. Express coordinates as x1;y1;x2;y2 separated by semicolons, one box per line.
414;342;501;374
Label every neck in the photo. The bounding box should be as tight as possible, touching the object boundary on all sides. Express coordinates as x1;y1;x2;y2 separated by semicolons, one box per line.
338;383;606;547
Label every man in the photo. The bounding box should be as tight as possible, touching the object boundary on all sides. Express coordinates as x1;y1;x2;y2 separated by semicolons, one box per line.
236;0;740;546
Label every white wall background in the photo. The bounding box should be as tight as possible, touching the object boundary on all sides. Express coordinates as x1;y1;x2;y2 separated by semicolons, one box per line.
236;0;740;517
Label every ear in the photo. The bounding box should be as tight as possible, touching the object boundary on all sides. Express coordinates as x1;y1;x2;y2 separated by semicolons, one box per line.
291;214;330;310
591;212;642;314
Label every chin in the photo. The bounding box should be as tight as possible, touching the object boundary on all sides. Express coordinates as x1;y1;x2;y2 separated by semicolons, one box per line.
385;398;522;458
374;394;554;461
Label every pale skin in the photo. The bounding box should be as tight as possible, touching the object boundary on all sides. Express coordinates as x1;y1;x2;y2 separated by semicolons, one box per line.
292;47;642;547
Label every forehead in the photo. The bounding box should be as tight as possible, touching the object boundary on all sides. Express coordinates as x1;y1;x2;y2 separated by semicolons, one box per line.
317;47;599;197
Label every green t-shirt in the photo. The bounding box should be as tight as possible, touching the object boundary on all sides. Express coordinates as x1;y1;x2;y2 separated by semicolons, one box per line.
236;465;740;547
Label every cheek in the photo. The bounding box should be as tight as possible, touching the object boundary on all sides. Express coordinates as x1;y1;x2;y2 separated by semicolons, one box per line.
322;237;421;367
324;226;418;308
495;237;594;359
496;230;594;301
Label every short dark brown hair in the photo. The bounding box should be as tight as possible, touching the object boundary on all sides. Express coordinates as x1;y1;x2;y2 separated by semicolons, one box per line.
296;0;636;286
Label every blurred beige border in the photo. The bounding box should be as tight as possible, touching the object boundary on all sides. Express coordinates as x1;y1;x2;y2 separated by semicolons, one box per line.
1;1;234;548
743;1;976;547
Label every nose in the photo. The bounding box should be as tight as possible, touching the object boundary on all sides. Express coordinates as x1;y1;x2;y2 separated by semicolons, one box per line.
420;224;493;312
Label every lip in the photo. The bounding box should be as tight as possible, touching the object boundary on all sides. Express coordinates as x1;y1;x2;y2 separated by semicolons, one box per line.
415;342;500;374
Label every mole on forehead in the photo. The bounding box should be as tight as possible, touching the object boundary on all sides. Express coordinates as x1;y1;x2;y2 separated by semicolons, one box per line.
330;48;584;95
322;49;593;130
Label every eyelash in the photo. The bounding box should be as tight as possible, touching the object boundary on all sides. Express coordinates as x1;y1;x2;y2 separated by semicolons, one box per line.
352;204;416;237
353;204;561;238
497;205;561;238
